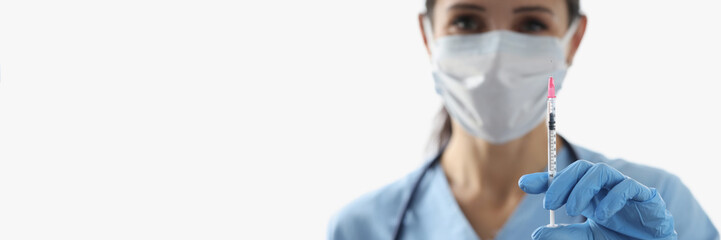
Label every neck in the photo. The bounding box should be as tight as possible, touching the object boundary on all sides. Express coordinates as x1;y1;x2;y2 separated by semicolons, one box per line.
440;120;561;199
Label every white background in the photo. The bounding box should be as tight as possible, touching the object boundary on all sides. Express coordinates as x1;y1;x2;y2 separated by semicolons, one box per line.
0;0;719;239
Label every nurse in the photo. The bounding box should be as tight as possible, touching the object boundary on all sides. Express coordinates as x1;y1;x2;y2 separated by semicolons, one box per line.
328;0;718;239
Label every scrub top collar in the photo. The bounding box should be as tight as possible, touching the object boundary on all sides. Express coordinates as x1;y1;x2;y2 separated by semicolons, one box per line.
400;143;584;239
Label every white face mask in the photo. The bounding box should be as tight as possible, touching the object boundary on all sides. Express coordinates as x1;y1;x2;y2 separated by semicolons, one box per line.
426;18;579;144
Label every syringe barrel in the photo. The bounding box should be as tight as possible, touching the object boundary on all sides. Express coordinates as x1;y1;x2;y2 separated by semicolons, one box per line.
547;98;557;179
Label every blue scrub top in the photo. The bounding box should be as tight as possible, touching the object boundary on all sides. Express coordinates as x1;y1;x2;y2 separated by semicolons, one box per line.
328;143;719;239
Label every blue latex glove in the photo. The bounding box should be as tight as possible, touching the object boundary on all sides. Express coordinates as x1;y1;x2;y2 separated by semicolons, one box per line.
518;160;677;240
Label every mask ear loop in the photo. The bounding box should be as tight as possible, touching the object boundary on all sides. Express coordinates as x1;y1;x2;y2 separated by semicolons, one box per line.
560;17;581;50
555;16;582;72
422;15;436;55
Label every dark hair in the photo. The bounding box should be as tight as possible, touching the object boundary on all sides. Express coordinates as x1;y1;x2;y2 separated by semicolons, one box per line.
425;0;581;27
427;0;581;150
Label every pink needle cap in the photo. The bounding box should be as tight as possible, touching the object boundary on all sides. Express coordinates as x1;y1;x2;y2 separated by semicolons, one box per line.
548;76;556;98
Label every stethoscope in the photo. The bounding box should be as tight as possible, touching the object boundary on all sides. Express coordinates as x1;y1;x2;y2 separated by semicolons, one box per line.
391;137;580;240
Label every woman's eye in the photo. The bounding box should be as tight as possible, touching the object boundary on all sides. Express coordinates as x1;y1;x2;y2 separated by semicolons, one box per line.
518;19;548;33
451;15;480;31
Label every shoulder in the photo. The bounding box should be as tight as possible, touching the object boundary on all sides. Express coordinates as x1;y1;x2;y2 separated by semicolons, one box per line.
327;165;426;240
571;144;719;239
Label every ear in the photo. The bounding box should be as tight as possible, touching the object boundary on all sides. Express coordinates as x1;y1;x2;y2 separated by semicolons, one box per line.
566;15;587;66
418;13;431;57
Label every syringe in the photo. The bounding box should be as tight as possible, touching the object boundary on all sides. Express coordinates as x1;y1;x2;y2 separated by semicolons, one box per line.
547;76;558;227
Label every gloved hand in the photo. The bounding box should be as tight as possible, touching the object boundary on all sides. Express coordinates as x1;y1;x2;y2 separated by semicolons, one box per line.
518;160;677;240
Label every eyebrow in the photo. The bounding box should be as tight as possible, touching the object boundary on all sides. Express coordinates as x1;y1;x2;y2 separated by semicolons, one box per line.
447;3;485;12
513;6;554;15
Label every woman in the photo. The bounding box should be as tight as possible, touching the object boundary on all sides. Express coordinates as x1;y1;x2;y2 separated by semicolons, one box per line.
328;0;718;239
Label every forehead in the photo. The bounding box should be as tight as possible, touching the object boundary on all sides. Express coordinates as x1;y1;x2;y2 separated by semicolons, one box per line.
433;0;569;18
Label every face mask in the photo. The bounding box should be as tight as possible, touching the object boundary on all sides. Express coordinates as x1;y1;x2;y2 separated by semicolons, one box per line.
425;18;579;144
